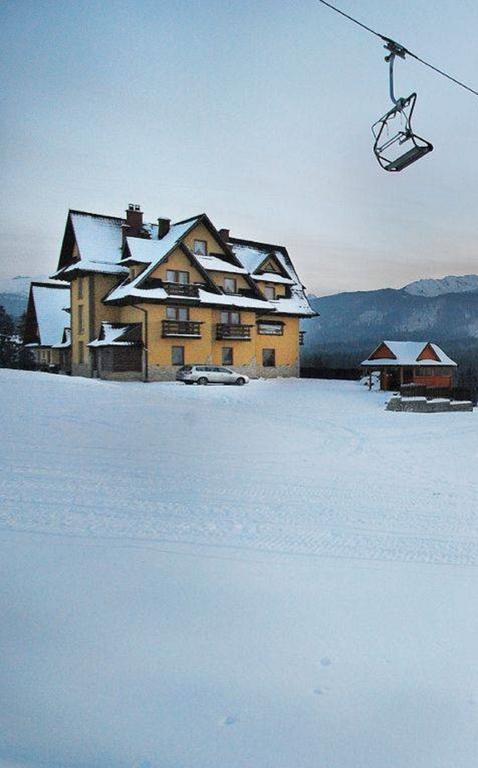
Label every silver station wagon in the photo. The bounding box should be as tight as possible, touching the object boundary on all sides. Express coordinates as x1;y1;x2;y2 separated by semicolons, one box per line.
176;365;249;386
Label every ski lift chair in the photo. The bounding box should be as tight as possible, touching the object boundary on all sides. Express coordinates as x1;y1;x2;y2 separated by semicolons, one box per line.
372;41;433;172
372;93;433;171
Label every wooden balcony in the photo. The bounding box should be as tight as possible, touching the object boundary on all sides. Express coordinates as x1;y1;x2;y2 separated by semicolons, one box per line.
162;320;202;338
216;323;253;340
162;282;199;297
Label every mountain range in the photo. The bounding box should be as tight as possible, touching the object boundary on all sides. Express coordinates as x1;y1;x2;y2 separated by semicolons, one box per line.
302;274;478;372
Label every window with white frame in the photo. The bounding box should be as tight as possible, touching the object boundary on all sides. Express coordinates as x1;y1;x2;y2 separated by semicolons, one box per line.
263;285;276;300
166;306;190;321
220;311;240;325
258;322;283;335
223;277;237;294
193;239;207;256
166;270;189;284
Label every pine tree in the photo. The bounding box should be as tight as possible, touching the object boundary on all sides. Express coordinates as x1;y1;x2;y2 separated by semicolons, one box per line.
0;305;17;367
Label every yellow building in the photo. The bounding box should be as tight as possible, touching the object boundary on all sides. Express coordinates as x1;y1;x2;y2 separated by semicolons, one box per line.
52;204;316;381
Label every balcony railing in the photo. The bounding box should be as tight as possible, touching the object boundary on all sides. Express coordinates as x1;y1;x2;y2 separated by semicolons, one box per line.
216;323;253;340
299;331;306;346
162;320;202;338
162;282;199;297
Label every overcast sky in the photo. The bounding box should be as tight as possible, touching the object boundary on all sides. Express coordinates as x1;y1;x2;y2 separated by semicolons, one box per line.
1;0;478;296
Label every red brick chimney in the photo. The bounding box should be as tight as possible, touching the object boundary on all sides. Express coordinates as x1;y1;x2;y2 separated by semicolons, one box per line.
122;203;147;244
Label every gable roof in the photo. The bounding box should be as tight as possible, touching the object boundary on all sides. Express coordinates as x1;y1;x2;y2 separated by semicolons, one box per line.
89;322;142;348
228;238;296;279
362;341;457;367
53;327;72;349
25;282;70;347
123;217;202;273
54;209;159;278
53;207;316;317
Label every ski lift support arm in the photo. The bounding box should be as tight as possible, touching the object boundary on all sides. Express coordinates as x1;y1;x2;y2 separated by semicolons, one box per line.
383;39;408;108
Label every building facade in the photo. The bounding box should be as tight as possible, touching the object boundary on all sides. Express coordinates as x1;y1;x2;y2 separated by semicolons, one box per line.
23;281;71;372
361;340;457;390
51;204;316;381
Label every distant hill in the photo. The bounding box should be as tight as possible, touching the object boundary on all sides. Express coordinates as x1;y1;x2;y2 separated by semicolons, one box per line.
302;274;478;373
403;274;478;297
0;275;49;319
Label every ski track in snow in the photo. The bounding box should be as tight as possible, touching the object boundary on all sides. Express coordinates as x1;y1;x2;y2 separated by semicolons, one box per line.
1;370;477;567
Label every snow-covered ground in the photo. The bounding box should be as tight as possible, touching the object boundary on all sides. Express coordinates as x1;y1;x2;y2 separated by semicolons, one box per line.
1;370;477;768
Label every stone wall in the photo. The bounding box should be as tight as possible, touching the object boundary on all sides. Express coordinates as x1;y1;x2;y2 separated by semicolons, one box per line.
387;396;473;413
147;361;299;382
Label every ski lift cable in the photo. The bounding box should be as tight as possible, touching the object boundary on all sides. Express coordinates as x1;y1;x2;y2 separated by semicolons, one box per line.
317;0;478;98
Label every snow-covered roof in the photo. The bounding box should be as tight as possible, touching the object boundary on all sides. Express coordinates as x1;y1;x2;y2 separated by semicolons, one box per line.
105;282;281;312
58;260;128;277
54;210;160;278
89;322;141;348
195;254;247;274
55;208;315;317
228;241;298;281
226;238;313;316
362;341;457;367
71;211;124;264
53;328;72;349
252;272;295;285
30;283;70;347
122;220;200;267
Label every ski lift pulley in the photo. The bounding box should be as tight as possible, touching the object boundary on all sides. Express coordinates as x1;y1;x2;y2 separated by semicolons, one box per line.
372;40;433;172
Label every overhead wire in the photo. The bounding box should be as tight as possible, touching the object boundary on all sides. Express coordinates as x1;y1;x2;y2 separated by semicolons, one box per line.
317;0;478;98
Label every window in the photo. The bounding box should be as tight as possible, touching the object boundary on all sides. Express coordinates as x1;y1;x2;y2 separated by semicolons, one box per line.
418;366;451;377
78;341;84;364
262;348;276;367
222;347;233;365
258;322;283;336
220;311;240;325
193;239;207;256
166;270;189;284
224;277;237;294
262;258;279;273
172;346;185;366
78;277;84;299
166;306;189;321
78;304;84;333
263;285;276;300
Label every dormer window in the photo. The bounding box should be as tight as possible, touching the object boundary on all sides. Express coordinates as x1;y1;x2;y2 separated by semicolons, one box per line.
263;285;276;300
166;269;189;284
224;277;237;294
193;239;207;256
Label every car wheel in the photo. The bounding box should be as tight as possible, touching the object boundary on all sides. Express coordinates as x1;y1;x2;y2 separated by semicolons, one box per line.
235;377;246;386
197;377;208;385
